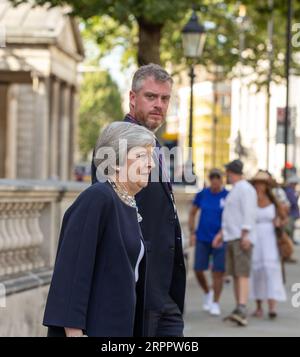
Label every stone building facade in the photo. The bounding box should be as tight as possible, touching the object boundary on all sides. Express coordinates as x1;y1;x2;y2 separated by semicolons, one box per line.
0;1;85;336
0;0;84;181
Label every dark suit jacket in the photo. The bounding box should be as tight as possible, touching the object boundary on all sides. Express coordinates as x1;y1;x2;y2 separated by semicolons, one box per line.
91;117;186;313
43;182;146;337
134;175;186;313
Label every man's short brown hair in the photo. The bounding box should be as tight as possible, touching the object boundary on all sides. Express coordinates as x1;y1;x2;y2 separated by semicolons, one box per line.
132;63;173;92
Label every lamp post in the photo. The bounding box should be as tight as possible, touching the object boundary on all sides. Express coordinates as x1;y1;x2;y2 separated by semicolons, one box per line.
182;10;206;183
236;4;250;159
284;0;293;182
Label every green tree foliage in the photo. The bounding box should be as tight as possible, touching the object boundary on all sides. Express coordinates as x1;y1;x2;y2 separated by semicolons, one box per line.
12;0;300;85
12;0;196;64
79;70;123;160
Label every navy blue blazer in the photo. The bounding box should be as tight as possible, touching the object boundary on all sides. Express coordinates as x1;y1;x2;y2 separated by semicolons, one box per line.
91;116;186;313
43;182;146;337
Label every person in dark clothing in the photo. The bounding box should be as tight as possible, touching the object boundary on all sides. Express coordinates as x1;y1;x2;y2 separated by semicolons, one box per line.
43;122;155;337
284;175;300;244
91;64;186;337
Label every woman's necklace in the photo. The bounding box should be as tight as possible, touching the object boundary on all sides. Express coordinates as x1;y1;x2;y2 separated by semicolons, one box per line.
108;179;143;223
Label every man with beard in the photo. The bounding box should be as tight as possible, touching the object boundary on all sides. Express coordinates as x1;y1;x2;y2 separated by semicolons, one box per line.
91;64;186;337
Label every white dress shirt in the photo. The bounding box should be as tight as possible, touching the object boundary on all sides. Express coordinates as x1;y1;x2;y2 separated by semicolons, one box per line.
135;240;145;282
222;179;257;244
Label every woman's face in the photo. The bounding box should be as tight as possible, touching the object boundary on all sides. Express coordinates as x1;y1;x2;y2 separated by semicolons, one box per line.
120;145;155;195
254;181;267;194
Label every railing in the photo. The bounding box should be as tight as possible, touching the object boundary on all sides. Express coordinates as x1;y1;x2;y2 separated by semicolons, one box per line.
0;201;44;276
0;180;196;282
0;179;196;336
0;180;88;281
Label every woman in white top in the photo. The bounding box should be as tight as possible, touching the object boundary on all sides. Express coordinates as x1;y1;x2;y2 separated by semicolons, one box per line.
250;171;286;319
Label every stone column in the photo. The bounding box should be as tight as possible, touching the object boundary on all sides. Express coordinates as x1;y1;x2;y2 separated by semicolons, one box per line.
5;85;18;179
68;86;77;180
59;83;71;181
49;78;60;180
0;84;7;178
33;78;49;179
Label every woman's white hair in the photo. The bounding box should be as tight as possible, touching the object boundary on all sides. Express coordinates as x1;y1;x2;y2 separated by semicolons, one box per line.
94;121;155;177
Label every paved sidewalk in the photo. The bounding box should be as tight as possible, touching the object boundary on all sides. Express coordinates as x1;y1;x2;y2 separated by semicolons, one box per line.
184;246;300;337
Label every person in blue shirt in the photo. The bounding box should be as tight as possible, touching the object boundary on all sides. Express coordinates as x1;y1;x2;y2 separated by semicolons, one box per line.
188;168;229;316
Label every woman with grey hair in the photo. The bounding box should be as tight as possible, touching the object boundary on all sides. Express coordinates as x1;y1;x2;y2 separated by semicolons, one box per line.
43;122;155;337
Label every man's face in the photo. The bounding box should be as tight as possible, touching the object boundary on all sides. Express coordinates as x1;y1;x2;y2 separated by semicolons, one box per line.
129;76;172;131
209;175;222;191
226;170;233;185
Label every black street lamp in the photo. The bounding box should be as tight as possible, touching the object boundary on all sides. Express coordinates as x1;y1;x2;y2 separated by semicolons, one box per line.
182;10;206;183
284;0;293;182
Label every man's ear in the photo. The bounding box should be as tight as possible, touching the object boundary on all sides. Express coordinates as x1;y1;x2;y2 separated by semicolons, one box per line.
129;90;135;110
